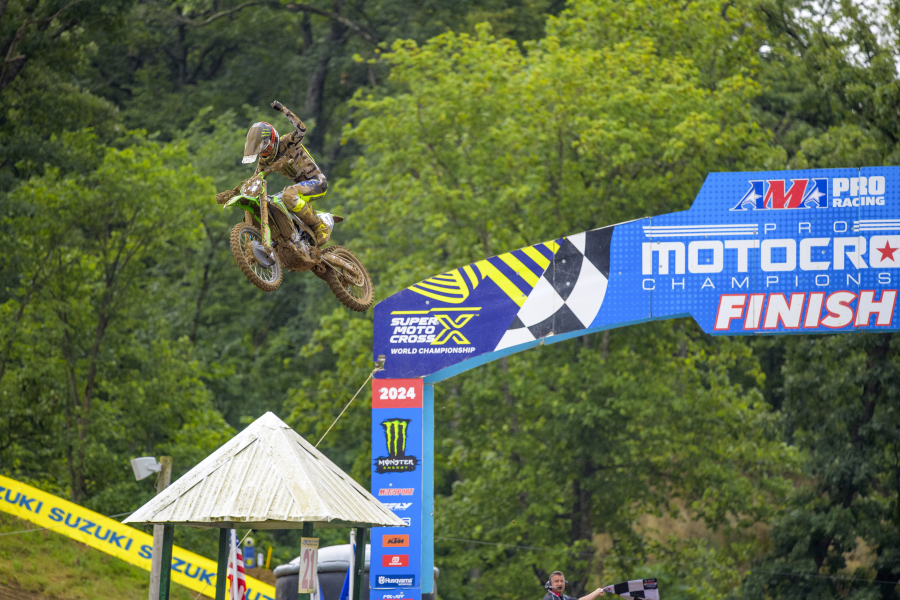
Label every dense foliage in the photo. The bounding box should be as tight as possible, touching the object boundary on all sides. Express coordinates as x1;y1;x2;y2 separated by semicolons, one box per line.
1;0;899;599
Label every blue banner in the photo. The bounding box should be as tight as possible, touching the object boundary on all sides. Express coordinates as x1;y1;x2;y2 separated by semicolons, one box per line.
374;167;900;380
370;379;424;596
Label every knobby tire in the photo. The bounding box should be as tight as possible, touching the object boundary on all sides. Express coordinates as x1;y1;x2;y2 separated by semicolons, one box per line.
230;222;283;292
324;246;374;311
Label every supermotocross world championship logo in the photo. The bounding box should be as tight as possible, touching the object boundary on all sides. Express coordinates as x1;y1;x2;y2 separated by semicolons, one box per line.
374;419;420;474
388;310;480;357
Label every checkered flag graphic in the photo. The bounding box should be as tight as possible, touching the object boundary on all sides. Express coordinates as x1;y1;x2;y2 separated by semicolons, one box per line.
602;579;658;600
494;226;614;351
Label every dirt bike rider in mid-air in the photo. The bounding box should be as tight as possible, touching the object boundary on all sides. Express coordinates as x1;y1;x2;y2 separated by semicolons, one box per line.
218;101;332;247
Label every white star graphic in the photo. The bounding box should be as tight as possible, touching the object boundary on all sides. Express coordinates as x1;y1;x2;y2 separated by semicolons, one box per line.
741;191;762;207
804;188;826;207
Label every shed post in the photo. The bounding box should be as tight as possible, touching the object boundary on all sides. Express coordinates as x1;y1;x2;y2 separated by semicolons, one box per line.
352;527;366;600
158;523;175;600
216;528;229;600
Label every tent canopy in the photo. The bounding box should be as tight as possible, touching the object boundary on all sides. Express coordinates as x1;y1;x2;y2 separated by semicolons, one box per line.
125;412;405;529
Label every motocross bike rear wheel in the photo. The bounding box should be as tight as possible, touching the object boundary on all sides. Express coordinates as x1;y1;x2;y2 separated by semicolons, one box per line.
230;222;283;292
323;246;374;311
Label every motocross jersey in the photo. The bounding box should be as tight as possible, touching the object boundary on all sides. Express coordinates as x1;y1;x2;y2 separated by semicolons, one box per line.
255;106;324;186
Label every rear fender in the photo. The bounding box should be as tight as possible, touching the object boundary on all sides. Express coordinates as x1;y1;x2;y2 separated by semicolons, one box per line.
323;252;358;275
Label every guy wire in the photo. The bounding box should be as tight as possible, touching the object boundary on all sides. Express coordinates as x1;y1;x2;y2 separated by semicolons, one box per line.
315;367;379;448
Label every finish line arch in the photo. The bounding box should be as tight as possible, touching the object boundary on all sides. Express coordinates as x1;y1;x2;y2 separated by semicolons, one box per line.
366;166;900;600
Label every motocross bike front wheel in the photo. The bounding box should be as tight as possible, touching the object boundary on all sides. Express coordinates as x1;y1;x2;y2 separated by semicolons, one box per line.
230;222;283;292
323;246;374;311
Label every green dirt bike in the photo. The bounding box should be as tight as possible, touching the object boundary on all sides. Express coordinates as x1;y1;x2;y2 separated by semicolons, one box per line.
219;172;374;311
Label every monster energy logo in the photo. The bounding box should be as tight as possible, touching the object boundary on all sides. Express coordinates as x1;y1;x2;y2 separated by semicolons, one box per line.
375;418;419;474
383;419;409;456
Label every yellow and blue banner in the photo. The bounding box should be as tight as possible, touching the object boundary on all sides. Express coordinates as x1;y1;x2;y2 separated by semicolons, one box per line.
0;475;275;600
374;167;900;380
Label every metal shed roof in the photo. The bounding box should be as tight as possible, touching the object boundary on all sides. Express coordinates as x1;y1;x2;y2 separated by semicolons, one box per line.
124;412;405;529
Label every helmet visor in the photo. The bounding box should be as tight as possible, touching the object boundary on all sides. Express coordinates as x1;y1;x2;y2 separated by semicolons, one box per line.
243;124;267;164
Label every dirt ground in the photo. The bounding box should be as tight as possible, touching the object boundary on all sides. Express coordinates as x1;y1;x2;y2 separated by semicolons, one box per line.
0;582;51;600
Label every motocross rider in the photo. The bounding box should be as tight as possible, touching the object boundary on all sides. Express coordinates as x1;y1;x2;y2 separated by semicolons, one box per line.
218;101;331;245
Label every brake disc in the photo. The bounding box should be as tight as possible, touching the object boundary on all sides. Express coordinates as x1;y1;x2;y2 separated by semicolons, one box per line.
251;241;275;267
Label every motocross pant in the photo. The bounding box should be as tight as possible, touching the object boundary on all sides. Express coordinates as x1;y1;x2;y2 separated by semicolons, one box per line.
282;174;330;245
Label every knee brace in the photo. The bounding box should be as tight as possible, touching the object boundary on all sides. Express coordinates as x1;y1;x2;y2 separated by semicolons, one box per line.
282;186;307;213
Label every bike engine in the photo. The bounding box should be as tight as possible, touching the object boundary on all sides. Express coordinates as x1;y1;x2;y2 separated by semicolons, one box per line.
292;230;313;253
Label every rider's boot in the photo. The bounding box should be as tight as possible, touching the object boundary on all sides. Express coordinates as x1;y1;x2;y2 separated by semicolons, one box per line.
295;202;331;245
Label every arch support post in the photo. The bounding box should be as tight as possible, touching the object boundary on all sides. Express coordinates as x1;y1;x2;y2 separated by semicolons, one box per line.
370;378;428;600
422;384;434;595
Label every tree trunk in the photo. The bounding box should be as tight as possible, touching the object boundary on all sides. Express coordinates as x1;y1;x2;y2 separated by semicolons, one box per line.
304;9;348;157
190;221;221;343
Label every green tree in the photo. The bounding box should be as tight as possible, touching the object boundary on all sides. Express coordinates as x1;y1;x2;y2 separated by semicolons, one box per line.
737;3;900;598
287;6;796;599
81;0;572;171
0;0;130;188
754;0;900;166
340;20;774;291
744;334;900;600
0;132;231;509
430;324;793;600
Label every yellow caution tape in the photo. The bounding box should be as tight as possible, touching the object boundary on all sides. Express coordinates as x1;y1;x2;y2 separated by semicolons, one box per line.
0;475;276;600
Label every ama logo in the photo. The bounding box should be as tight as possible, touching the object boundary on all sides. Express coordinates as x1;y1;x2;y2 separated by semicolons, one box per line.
731;178;829;211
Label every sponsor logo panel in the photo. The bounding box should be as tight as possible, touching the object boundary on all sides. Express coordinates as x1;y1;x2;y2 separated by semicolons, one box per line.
371;388;422;591
375;419;420;474
730;176;886;211
383;535;410;547
376;575;416;587
383;555;410;567
378;488;414;496
731;178;829;211
372;590;421;600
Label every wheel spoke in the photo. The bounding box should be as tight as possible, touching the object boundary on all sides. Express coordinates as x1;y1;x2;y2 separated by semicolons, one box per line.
235;226;279;283
322;246;371;310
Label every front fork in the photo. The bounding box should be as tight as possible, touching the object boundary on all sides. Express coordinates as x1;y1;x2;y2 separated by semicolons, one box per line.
259;175;273;252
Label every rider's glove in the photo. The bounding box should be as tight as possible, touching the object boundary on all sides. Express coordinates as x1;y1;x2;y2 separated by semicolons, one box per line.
264;156;291;175
271;100;285;112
